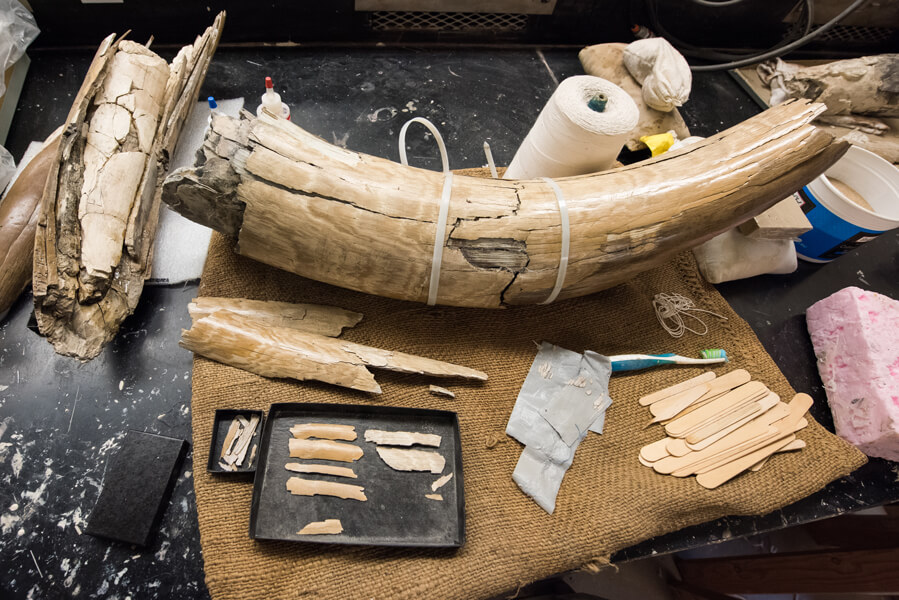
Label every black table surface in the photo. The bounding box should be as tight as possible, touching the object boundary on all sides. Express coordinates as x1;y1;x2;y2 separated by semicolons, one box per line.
2;44;898;599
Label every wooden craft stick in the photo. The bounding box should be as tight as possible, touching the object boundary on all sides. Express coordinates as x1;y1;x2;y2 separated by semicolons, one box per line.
639;372;716;406
780;393;814;430
290;423;357;441
666;438;691;457
695;369;751;403
696;435;798;489
685;393;779;445
286;477;367;501
686;398;788;451
640;438;672;463
288;438;363;462
678;388;769;439
649;383;711;421
638;454;655;467
653;420;775;475
750;439;806;471
692;415;809;475
659;391;729;424
665;381;767;438
285;463;358;478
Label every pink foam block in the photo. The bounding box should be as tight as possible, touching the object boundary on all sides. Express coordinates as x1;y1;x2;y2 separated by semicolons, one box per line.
806;286;899;461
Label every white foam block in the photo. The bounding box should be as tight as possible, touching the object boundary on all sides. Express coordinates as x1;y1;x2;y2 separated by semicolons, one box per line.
148;97;244;285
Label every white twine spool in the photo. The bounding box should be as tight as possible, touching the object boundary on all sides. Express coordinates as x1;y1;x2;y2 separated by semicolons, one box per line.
503;75;639;180
653;293;728;338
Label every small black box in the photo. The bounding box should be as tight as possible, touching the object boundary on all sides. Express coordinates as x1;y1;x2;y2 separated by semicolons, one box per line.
85;430;188;547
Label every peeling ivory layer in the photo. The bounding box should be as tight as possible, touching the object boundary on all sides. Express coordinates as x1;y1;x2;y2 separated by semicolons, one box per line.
429;385;455;398
286;477;367;501
288;438;363;462
291;423;357;441
284;463;357;479
431;472;453;492
506;342;613;514
425;494;443;501
297;519;343;535
376;447;445;473
188;296;363;337
363;429;441;447
179;309;487;394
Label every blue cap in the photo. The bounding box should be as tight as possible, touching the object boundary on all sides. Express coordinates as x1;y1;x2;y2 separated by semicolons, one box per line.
207;96;217;109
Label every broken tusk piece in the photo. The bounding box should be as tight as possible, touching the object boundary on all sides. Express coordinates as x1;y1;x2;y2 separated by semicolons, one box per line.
285;463;358;479
363;429;441;447
376;447;445;473
431;472;453;492
288;438;363;462
297;519;343;535
429;385;455;398
286;477;367;501
290;423;357;441
425;494;443;501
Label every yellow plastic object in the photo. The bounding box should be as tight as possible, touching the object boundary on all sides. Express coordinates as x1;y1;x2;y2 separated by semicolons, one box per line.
640;132;676;157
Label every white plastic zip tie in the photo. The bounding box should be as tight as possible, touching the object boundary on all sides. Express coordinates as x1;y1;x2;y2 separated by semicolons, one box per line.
398;117;452;306
540;177;570;305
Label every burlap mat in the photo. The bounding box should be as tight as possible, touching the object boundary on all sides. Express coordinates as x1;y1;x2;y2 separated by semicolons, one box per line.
191;227;865;600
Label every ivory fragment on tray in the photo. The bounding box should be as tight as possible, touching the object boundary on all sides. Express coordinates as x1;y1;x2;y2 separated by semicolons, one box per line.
431;472;453;492
180;309;487;393
425;494;443;501
288;438;363;462
188;297;362;336
364;429;441;447
286;477;367;501
376;447;445;473
297;519;343;535
285;463;358;479
290;423;357;441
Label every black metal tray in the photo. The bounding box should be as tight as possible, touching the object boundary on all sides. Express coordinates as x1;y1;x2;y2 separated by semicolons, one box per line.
207;409;264;474
249;402;465;547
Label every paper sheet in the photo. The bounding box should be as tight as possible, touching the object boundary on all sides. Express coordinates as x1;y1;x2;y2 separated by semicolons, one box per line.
147;97;244;285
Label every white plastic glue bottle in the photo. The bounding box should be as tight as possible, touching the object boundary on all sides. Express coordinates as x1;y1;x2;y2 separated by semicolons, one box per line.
256;76;290;120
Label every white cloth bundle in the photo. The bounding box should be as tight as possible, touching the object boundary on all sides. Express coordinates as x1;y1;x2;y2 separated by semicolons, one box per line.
503;75;638;179
693;228;798;284
623;38;692;113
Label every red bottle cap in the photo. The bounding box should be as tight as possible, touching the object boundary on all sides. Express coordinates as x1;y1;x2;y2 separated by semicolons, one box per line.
265;76;274;89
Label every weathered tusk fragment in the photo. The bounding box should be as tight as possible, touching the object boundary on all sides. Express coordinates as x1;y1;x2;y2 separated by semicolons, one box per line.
179;309;487;393
424;494;443;501
188;297;362;337
364;429;441;448
290;423;357;441
288;438;363;462
285;463;358;479
431;472;453;492
376;447;445;473
286;477;367;501
297;519;343;535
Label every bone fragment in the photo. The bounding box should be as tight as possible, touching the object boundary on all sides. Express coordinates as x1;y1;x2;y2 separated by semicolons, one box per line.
286;477;367;501
288;438;363;462
376;447;445;473
364;429;441;448
297;519;343;535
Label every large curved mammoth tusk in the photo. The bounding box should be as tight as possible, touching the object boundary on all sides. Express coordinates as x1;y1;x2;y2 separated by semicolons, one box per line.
162;100;846;308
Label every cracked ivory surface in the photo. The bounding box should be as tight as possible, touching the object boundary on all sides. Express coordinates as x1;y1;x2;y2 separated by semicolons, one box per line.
78;41;169;293
505;342;613;514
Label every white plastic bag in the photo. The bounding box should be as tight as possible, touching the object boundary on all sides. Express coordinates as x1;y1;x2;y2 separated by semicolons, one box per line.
692;228;797;284
0;144;15;194
0;0;39;98
623;38;692;113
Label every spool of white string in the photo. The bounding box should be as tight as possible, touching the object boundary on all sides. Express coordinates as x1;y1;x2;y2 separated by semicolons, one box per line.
503;75;639;180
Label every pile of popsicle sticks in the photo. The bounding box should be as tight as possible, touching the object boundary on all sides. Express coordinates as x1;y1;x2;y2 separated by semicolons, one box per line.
638;370;813;489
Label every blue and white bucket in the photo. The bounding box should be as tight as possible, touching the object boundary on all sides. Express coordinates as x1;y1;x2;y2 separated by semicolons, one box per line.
795;146;899;263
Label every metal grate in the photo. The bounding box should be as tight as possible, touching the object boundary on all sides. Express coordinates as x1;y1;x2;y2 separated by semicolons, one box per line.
815;24;896;44
369;11;529;32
